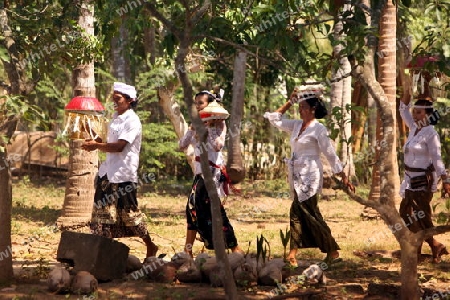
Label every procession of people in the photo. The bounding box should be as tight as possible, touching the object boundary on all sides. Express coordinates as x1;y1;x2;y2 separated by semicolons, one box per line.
80;81;449;266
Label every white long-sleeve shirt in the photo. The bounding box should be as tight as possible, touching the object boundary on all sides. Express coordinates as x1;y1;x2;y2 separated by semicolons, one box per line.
399;102;447;197
264;112;343;202
179;120;227;197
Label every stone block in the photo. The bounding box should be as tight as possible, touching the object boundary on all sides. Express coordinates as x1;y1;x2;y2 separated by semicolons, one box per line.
56;231;129;281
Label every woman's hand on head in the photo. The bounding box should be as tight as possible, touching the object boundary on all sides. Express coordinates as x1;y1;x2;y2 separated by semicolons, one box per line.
289;89;299;104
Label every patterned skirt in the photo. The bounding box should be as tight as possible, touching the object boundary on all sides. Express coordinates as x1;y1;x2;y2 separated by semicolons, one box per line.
186;175;238;250
90;175;149;239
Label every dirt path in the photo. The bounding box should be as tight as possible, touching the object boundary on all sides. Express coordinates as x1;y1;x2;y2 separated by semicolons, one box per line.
2;183;450;299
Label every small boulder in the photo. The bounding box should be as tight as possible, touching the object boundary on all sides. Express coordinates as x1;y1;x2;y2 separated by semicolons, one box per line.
194;253;212;271
71;271;98;295
258;263;282;286
47;266;71;293
144;257;177;283
176;260;202;283
171;252;192;267
126;255;142;273
227;252;245;271
302;264;327;284
208;265;224;287
234;262;257;287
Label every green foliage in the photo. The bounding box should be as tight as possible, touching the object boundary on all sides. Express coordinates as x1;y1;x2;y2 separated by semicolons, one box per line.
2;0;450;184
256;234;270;265
0;94;47;129
279;227;290;260
138;115;185;174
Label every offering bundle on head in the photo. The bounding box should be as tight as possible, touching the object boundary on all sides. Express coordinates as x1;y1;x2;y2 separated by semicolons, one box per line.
295;80;324;101
63;96;107;140
199;100;230;121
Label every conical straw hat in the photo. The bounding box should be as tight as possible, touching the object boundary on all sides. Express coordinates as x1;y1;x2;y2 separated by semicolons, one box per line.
199;100;230;121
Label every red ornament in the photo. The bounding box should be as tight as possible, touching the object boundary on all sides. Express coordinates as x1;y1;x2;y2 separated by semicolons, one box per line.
64;96;104;112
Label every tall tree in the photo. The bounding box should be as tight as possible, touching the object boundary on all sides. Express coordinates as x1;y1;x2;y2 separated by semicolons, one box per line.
330;0;355;177
0;1;34;282
145;2;239;298
57;0;98;229
349;1;450;298
226;50;247;184
377;0;401;204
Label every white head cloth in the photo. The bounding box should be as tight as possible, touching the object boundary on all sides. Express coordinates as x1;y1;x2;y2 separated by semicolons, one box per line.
114;82;137;101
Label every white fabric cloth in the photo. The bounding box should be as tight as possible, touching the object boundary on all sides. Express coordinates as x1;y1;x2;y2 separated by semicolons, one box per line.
399;102;447;197
179;120;227;197
264;112;343;202
98;109;142;183
114;82;137;100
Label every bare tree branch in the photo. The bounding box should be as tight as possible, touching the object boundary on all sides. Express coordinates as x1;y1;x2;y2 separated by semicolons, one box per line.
419;225;450;240
144;2;182;40
201;35;282;68
191;0;211;25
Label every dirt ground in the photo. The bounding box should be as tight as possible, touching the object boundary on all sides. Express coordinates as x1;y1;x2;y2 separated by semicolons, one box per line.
1;178;450;300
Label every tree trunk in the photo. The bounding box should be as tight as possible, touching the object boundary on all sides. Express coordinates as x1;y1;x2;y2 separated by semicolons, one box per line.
399;238;421;299
0;138;14;283
0;4;32;282
350;81;366;154
351;51;422;300
58;0;98;229
377;0;401;204
146;0;238;295
142;9;156;66
226;50;246;184
112;20;131;82
157;83;195;172
175;45;238;299
331;2;355;176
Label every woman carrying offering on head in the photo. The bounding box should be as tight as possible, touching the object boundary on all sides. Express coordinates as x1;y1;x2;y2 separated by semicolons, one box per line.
399;96;450;263
264;84;355;267
179;90;242;257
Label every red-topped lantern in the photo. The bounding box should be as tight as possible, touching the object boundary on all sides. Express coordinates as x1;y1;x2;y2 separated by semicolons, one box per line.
63;96;106;140
65;96;105;112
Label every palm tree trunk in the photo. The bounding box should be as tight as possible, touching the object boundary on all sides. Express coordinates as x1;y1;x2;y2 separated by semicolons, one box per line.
378;0;401;204
57;0;98;229
366;0;382;210
226;50;246;184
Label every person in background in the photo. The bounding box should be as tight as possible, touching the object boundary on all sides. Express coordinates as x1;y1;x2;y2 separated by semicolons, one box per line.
81;82;158;259
179;90;242;257
264;87;355;267
399;96;450;263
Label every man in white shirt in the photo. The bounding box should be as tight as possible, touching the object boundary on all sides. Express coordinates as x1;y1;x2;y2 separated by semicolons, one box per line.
82;82;158;258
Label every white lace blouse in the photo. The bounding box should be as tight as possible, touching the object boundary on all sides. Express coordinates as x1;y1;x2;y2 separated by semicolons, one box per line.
179;120;227;197
264;112;343;202
399;102;447;197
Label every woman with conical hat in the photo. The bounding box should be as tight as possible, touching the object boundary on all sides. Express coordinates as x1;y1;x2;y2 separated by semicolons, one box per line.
179;89;242;257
